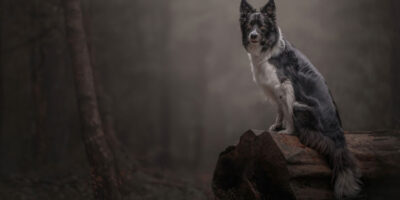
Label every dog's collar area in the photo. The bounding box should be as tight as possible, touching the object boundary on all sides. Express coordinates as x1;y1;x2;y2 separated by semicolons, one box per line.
252;36;285;66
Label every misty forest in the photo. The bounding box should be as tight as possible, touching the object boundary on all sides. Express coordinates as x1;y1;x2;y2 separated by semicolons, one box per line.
0;0;399;199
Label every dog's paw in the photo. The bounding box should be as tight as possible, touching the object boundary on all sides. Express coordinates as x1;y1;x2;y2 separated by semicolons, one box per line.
269;123;284;132
277;128;295;135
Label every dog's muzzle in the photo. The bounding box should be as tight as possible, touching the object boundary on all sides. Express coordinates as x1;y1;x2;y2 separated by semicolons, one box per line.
249;30;259;43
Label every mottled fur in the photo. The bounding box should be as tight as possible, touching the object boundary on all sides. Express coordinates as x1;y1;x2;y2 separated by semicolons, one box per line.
239;0;361;199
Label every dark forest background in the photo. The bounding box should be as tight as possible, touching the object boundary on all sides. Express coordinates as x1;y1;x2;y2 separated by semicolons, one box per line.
0;0;399;199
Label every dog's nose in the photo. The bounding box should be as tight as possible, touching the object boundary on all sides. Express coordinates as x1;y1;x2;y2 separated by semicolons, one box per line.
250;33;258;40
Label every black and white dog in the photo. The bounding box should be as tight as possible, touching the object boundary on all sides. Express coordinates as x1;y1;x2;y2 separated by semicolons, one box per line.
239;0;361;198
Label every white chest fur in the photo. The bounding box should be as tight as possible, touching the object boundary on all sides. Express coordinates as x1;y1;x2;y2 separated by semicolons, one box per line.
248;52;295;134
248;54;282;103
245;29;295;134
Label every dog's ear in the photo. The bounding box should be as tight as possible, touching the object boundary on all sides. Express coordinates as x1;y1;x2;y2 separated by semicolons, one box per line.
240;0;254;16
261;0;276;19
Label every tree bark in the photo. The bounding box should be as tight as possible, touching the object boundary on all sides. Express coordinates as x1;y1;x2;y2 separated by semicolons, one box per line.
193;36;207;169
83;0;121;150
30;37;47;164
62;0;121;199
0;0;3;174
213;130;400;200
158;0;172;168
83;0;136;181
30;0;47;165
390;1;400;128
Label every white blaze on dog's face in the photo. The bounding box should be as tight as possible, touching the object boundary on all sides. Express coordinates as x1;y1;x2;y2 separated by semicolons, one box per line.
249;27;260;44
239;0;278;54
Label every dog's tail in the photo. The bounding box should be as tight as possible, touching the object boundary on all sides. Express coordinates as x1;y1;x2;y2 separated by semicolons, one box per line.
293;106;361;199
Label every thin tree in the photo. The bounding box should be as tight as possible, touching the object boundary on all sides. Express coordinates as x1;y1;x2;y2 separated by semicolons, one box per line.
158;0;172;168
0;0;3;173
30;0;47;165
391;0;400;129
193;36;207;169
62;0;121;199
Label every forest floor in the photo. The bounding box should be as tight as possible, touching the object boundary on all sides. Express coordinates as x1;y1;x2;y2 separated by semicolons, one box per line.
0;165;211;200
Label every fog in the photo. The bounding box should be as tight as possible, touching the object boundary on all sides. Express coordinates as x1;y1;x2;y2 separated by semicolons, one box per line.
0;0;399;198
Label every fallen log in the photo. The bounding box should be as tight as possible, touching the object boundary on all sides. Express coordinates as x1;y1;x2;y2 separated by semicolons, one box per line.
212;130;400;200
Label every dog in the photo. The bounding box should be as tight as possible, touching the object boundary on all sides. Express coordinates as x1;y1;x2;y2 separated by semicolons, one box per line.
239;0;361;199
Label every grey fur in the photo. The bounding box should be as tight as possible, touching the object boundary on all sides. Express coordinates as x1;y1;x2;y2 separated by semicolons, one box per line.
277;35;362;200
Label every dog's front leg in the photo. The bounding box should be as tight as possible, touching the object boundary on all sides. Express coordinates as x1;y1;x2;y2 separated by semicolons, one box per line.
269;107;284;132
277;80;295;135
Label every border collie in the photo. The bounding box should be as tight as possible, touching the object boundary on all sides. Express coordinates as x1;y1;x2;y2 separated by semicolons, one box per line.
239;0;361;198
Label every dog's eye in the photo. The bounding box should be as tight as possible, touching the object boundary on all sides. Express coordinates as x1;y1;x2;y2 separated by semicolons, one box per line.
260;27;267;32
247;24;252;29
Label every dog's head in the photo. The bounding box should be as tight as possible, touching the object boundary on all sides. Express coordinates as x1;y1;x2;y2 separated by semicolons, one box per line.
239;0;278;54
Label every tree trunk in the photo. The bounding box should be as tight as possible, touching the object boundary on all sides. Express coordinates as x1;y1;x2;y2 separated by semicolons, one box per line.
391;1;400;129
193;36;207;169
213;130;400;200
0;0;3;174
62;0;121;199
158;0;172;168
30;38;47;164
83;0;136;180
83;0;121;150
30;0;47;165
